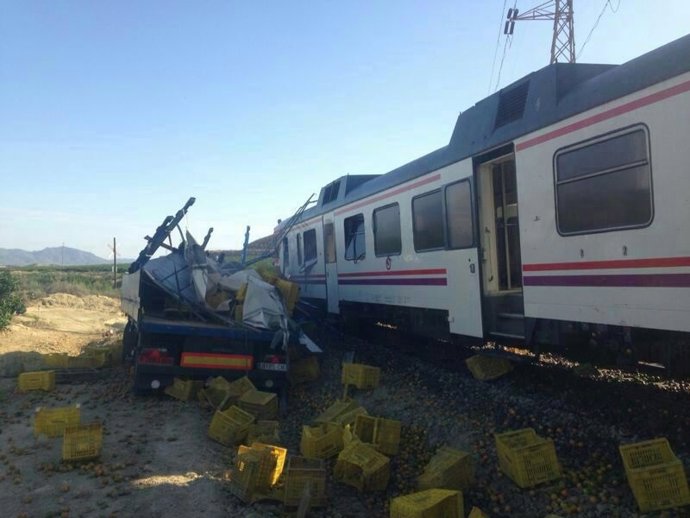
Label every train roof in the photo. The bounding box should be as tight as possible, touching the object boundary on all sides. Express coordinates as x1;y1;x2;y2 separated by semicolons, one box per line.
297;33;690;223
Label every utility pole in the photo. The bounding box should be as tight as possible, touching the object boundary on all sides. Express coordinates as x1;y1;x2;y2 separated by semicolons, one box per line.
112;237;117;288
505;0;575;64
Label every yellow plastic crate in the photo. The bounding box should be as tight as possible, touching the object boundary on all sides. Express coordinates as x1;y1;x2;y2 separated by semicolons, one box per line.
228;376;256;398
164;378;204;402
18;370;55;392
238;442;287;488
495;428;561;488
313;399;360;425
62;423;103;461
229;448;267;503
273;278;299;316
465;355;513;381
247;420;280;445
289;356;320;385
390;489;464;518
238;390;278;420
353;415;401;456
334;441;390;492
208;405;255;446
619;438;690;512
44;353;70;368
301;423;345;459
341;362;380;389
332;406;368;428
284;456;328;507
418;446;475;491
34;405;81;438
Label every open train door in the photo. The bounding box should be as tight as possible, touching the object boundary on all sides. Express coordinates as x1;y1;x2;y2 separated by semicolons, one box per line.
322;216;340;314
475;145;526;342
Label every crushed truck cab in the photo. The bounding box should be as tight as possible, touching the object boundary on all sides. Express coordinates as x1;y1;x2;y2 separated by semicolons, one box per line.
120;198;318;402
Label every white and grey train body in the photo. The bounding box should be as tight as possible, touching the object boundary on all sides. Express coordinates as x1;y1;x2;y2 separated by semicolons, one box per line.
277;34;690;370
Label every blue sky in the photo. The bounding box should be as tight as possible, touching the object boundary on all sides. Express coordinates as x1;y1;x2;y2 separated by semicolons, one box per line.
1;1;688;259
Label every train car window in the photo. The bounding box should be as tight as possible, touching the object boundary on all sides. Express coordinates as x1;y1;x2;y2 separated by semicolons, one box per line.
324;223;336;263
445;180;474;248
344;214;366;261
555;126;652;235
303;229;317;262
373;203;401;256
413;190;444;251
282;237;289;269
296;234;303;265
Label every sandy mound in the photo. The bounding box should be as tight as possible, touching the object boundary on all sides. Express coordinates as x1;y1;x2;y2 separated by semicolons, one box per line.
0;293;126;376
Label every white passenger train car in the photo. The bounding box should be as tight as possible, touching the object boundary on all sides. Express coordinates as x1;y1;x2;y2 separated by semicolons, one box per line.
278;34;690;370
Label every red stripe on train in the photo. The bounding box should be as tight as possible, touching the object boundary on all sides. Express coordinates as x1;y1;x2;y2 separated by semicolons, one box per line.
517;78;690;151
523;256;690;272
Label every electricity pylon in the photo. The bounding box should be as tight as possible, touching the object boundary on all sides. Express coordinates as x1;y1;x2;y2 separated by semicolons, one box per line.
504;0;575;64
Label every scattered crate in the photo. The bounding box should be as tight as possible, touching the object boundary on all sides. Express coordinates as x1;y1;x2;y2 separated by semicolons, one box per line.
353;415;401;456
301;423;345;459
238;442;287;488
314;399;360;425
331;406;368;428
34;405;81;438
341;362;380;390
208;405;255;446
18;370;55;392
44;353;70;369
495;428;561;488
289;356;320;385
164;378;204;402
238;389;278;420
390;488;464;518
62;423;103;462
418;446;475;491
60;350;109;369
284;456;328;507
247;420;280;445
619;438;690;512
334;441;390;492
228;376;256;398
465;355;513;381
229;447;271;503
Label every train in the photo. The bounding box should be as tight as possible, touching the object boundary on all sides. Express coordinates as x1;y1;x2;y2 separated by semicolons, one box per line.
275;33;690;374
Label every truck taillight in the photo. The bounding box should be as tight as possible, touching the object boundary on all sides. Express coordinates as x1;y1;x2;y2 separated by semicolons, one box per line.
138;348;174;365
264;354;285;364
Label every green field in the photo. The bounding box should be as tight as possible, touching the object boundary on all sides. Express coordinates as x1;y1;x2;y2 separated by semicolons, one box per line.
9;264;126;300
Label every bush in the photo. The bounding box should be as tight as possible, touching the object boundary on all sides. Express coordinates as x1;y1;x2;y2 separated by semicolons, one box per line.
0;270;26;330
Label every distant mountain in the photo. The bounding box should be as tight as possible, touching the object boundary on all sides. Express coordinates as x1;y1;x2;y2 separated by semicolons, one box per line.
0;247;109;266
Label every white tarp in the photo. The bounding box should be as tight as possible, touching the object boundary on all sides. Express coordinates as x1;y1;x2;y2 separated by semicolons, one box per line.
242;275;288;332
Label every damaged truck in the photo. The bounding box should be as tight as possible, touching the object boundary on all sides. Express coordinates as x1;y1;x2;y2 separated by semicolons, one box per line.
119;197;319;406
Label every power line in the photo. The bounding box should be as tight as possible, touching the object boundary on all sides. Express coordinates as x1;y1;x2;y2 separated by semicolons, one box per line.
488;0;509;94
578;0;617;59
494;32;512;92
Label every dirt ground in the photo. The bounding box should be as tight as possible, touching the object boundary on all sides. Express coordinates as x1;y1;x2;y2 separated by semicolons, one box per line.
2;294;689;517
0;294;241;518
0;294;126;377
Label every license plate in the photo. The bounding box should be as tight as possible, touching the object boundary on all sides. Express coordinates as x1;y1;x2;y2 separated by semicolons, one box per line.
257;362;288;372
